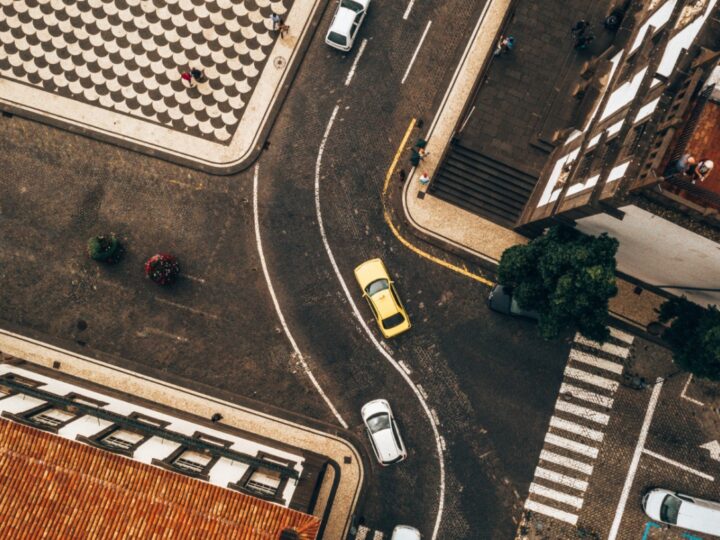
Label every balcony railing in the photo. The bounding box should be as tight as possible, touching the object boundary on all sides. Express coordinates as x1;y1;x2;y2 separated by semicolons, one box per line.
662;173;720;209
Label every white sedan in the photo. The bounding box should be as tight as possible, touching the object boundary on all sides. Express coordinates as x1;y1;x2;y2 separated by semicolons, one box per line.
361;399;407;466
325;0;370;52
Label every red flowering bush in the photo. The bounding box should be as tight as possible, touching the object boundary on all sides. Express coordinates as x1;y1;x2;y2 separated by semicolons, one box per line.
144;253;180;285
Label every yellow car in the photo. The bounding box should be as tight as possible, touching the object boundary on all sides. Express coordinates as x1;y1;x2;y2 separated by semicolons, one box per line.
354;258;411;338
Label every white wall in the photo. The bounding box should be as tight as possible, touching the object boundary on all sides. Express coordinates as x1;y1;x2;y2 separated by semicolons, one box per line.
576;205;720;306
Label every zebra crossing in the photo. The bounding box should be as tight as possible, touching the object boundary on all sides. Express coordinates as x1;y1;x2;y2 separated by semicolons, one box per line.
524;327;634;526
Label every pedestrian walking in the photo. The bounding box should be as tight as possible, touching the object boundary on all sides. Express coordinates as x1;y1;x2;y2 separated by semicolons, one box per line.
571;20;594;49
418;147;429;160
398;169;407;183
270;13;282;31
494;35;515;56
180;70;195;88
190;67;206;83
278;22;289;38
419;172;430;186
692;158;714;183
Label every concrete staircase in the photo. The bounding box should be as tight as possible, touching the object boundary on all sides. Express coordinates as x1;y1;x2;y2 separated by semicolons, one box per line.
429;143;538;228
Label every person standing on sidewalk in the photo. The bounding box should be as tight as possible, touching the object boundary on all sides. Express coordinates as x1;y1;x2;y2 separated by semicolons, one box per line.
494;35;515;56
190;67;206;83
180;70;195;89
270;13;282;31
419;172;430;186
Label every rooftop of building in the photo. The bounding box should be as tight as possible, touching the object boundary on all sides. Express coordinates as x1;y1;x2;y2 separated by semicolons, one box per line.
0;417;320;539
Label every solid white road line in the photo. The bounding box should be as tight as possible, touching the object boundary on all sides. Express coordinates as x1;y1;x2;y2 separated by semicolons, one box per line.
344;38;368;86
545;433;599;459
540;450;594;475
524;499;578;525
529;483;584;509
574;335;630;359
401;20;432;84
315;105;445;540
564;366;619;392
555;399;610;425
569;349;624;375
609;327;634;343
402;0;416;20
560;383;614;409
253;165;348;429
534;467;589;491
607;380;663;540
643;449;715;481
550;416;604;442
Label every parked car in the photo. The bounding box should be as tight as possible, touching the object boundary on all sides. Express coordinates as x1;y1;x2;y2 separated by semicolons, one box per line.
391;525;421;540
487;284;539;319
325;0;370;51
361;399;407;466
354;258;411;338
642;488;720;536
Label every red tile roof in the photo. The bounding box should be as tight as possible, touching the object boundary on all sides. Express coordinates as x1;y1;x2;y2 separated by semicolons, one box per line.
0;418;320;539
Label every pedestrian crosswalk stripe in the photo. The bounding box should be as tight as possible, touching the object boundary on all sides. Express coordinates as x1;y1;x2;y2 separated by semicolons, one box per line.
609;327;634;343
524;499;578;525
569;348;625;374
529;482;584;508
550;416;605;442
534;466;589;491
564;366;619;392
545;432;599;458
355;525;370;540
555;399;610;425
540;449;594;475
372;532;384;540
574;335;631;359
560;383;614;408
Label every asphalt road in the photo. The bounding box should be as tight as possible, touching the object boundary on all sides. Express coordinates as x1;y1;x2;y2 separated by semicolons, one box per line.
0;0;574;538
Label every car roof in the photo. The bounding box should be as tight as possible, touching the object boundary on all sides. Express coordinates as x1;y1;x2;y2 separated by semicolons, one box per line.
677;499;720;534
371;427;401;462
370;288;400;319
391;525;421;540
329;6;357;35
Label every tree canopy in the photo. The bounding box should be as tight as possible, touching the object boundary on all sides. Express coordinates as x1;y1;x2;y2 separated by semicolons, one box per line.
498;226;619;341
659;297;720;380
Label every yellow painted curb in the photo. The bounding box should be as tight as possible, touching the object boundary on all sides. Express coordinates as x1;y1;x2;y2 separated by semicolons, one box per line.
383;119;494;287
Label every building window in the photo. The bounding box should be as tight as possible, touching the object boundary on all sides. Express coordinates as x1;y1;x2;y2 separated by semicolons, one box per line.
152;432;231;480
0;372;44;400
230;452;296;503
3;392;106;433
79;412;168;456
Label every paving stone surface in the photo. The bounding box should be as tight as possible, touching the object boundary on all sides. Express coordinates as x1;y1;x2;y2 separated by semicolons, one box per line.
0;0;315;170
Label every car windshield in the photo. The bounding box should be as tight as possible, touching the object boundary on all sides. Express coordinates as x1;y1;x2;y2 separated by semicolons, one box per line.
660;494;681;524
366;279;389;296
340;0;364;12
382;313;405;329
366;413;390;433
327;31;347;45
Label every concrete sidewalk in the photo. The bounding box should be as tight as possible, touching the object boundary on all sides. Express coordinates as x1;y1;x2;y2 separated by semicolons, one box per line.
0;328;363;540
400;0;665;333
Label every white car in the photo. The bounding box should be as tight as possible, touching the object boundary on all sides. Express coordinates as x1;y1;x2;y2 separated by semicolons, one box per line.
642;488;720;536
361;399;407;466
325;0;370;51
391;525;421;540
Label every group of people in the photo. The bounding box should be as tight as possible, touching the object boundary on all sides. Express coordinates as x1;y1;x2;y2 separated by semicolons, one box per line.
669;153;715;183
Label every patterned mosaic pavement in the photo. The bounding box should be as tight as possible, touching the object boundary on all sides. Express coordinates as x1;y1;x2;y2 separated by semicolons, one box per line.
0;0;321;171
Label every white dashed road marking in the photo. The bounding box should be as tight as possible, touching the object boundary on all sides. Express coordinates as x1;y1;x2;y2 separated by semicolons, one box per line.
401;20;432;85
344;38;368;87
315;105;445;540
525;331;633;529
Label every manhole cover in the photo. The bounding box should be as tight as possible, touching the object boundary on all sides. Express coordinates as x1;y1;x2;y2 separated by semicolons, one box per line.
274;56;287;69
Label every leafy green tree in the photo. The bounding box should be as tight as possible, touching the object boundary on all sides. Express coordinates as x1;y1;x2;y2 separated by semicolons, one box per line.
87;234;123;264
659;297;720;380
498;226;618;341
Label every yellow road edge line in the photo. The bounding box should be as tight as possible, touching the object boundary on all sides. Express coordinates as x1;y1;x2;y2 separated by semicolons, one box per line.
383;118;417;196
382;119;494;287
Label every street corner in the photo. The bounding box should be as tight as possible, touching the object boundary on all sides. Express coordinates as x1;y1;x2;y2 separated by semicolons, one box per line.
0;0;327;173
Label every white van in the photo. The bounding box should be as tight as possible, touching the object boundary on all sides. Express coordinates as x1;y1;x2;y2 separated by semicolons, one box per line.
642;488;720;536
